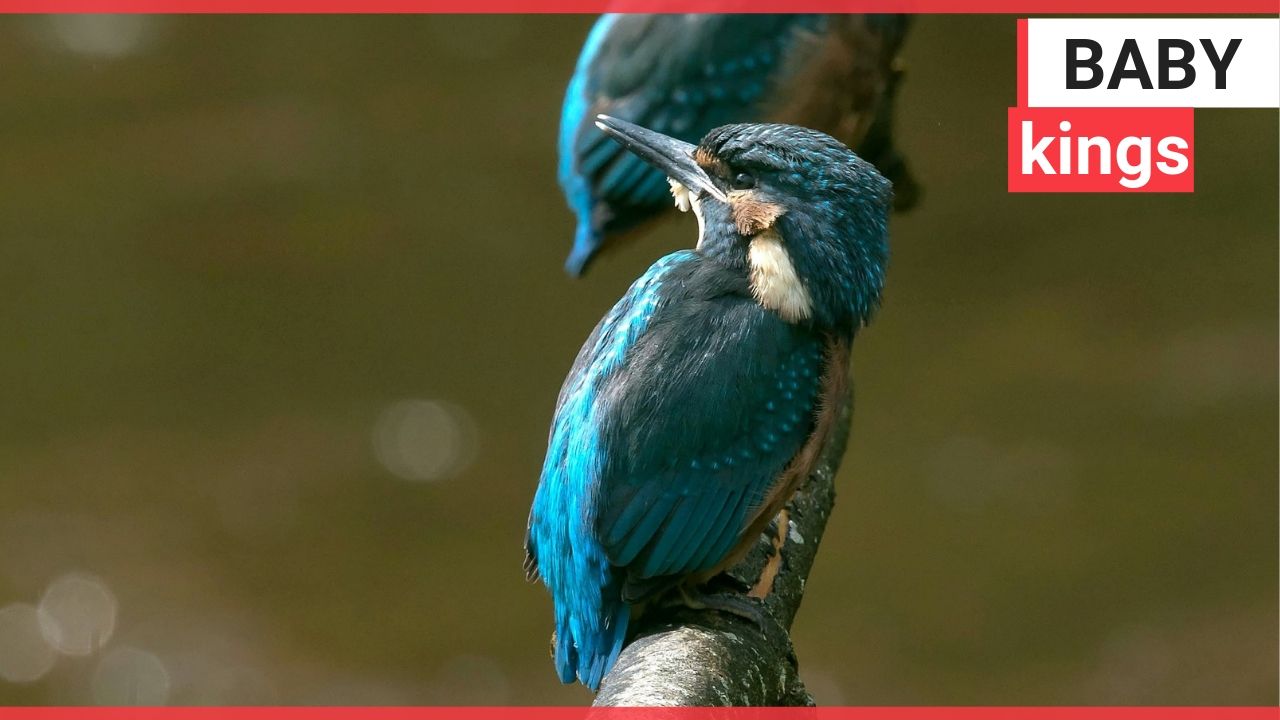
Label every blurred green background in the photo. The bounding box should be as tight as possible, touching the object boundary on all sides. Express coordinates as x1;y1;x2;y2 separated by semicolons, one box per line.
0;14;1275;706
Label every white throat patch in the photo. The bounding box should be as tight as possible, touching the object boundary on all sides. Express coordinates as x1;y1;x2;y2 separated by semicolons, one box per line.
669;178;693;213
669;179;707;250
748;231;812;323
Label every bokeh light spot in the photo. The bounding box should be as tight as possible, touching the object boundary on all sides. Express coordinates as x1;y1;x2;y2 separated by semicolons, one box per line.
372;399;478;483
0;603;58;684
91;646;170;705
38;572;118;657
45;15;157;58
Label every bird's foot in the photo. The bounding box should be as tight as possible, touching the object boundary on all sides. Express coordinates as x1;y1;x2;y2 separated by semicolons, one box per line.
667;584;791;654
674;585;768;625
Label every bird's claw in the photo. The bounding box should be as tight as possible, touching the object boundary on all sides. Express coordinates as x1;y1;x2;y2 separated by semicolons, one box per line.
675;585;766;622
665;585;793;655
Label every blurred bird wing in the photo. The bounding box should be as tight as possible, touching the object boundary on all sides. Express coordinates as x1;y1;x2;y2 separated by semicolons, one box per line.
559;15;826;238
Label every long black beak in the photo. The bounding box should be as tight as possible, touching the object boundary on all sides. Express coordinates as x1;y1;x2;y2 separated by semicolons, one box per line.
594;115;726;204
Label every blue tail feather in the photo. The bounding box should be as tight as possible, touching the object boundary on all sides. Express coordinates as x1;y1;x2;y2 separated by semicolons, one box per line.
565;220;600;277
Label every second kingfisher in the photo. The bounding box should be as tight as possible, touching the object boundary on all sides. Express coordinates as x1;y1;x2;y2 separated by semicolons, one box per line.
526;116;891;690
558;14;915;275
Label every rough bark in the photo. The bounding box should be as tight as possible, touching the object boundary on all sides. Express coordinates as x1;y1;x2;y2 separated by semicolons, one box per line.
593;390;853;707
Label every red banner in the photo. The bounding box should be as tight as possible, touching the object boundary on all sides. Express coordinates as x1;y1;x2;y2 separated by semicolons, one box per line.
0;709;1278;719
0;0;1278;12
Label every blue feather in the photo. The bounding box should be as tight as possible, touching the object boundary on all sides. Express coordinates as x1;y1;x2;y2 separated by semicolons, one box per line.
558;15;618;276
694;491;752;571
614;494;673;567
671;490;726;570
527;250;693;690
672;490;736;574
639;495;699;577
603;484;656;550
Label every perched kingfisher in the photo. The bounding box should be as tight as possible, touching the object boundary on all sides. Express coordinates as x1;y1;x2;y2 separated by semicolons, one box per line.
558;13;914;276
526;116;891;689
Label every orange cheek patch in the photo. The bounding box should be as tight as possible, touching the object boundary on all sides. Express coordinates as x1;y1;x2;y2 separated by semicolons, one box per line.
732;196;787;236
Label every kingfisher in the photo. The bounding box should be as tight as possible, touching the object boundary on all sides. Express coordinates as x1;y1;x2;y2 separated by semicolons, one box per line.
558;13;914;276
526;116;891;689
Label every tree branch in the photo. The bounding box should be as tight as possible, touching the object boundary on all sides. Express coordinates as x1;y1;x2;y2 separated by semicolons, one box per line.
593;391;853;707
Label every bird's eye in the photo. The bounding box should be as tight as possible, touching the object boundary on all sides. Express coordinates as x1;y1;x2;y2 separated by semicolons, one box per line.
730;172;756;190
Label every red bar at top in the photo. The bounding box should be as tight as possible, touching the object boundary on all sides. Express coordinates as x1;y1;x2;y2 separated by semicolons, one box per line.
2;708;1280;720
1;0;1279;11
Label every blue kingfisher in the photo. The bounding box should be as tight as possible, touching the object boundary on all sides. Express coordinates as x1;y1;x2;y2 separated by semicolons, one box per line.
526;116;891;690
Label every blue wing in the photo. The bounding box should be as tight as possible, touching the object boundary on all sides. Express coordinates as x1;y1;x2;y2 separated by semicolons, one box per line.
590;259;825;590
526;250;697;689
557;14;826;275
525;251;827;689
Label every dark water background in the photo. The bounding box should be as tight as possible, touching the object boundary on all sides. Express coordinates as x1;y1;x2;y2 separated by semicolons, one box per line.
0;14;1276;706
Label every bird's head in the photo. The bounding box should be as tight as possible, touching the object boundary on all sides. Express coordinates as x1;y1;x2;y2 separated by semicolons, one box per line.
596;116;891;333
